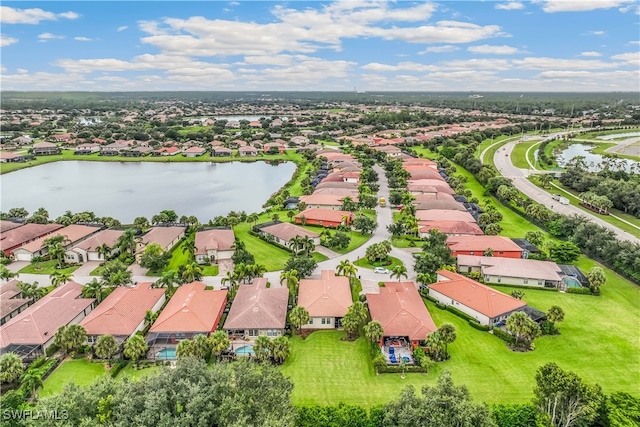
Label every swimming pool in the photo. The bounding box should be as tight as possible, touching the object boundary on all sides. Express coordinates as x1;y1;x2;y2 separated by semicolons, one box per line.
235;345;255;356
563;277;582;288
156;348;177;360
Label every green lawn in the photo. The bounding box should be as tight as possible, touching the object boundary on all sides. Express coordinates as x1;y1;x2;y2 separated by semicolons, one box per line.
201;265;219;276
312;252;329;262
511;140;541;169
280;330;431;407
41;359;107;397
17;260;81;275
117;364;161;380
354;256;404;271
234;211;293;271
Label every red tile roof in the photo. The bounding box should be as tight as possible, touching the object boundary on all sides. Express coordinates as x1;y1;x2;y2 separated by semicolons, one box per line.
446;236;523;253
0;282;95;347
149;282;227;333
140;226;185;249
415;210;476;223
17;224;102;254
367;281;437;341
295;208;354;223
81;282;165;336
0;221;23;232
260;222;319;242
1;280;31;317
0;223;64;252
223;278;288;330
429;271;526;318
68;229;124;252
194;229;235;255
419;221;484;235
298;270;352;317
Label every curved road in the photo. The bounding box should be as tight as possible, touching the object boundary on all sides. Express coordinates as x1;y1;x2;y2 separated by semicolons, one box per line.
493;138;639;244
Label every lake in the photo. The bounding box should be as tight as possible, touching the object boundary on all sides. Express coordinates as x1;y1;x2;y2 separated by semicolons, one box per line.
1;161;296;223
556;144;638;172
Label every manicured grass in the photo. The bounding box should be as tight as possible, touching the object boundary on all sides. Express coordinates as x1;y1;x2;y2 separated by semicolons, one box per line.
390;236;420;248
354;256;404;271
164;240;191;272
280;330;431;407
311;252;329;262
350;277;363;301
234;211;293;271
41;359;107;397
17;260;81;275
511;140;541;169
117;364;161;380
201;265;219;276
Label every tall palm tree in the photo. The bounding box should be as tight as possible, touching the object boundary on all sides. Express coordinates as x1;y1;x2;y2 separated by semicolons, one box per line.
253;336;272;362
280;270;299;298
438;324;457;358
20;370;44;399
116;228;138;256
123;334;148;368
287;210;295;222
221;271;239;299
425;330;445;361
54;324;87;356
156;269;180;296
181;262;203;283
364;321;384;346
144;310;158;328
50;271;72;288
94;334;119;365
208;331;230;361
96;243;112;261
82;278;105;302
48;243;67;269
247;212;260;228
301;236;316;255
288;235;305;254
336;259;352;276
390;265;408;282
416;273;431;286
181;235;196;260
271;336;291;364
0;353;24;384
288;306;310;335
17;281;39;299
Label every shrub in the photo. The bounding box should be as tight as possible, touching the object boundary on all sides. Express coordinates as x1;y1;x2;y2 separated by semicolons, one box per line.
110;360;129;378
492;403;541;427
492;328;516;345
445;305;478;323
377;364;428;374
540;320;559;335
45;343;60;357
468;320;490;331
567;287;594;295
435;302;447;310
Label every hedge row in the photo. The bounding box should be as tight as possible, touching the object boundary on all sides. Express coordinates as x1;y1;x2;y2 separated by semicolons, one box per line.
566;287;594;295
487;283;559;292
377;364;428;374
492;328;516;345
468;320;490;331
45;343;60;357
110;360;129;378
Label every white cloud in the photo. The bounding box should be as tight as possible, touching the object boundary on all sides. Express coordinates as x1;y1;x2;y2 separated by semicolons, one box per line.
0;6;79;24
418;45;459;54
495;2;525;10
538;0;634;12
361;62;437;72
229;1;240;6
0;35;18;47
117;26;128;32
467;44;521;54
513;57;619;69
627;40;640;45
16;68;28;74
611;52;640;66
38;33;65;41
584;30;606;36
580;51;602;57
74;36;92;42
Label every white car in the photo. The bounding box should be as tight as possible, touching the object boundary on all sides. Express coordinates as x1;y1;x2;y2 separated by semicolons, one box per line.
374;267;390;274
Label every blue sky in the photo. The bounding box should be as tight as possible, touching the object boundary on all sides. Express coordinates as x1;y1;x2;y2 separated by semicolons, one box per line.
1;1;638;91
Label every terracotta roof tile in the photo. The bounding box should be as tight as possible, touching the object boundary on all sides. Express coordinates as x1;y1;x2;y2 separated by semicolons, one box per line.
298;271;352;317
223;278;288;330
195;229;235;255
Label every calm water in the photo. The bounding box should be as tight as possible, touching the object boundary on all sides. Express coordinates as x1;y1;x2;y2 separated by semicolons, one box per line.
1;161;296;223
557;144;638;172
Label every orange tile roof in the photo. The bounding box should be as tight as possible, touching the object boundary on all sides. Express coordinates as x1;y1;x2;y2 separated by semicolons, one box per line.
367;281;437;341
429;271;526;318
80;282;165;336
194;229;235;255
416;210;476;223
69;229;124;252
419;221;484;235
0;224;64;252
447;236;523;253
298;270;352;317
149;282;227;333
16;224;100;253
260;222;319;242
224;278;288;330
295;208;354;223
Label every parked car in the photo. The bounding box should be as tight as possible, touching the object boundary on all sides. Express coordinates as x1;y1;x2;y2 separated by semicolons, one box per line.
374;267;390;274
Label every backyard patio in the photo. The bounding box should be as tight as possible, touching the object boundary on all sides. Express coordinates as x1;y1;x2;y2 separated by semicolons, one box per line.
381;337;414;365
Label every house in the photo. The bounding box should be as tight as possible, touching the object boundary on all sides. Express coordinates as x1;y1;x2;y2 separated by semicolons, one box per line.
13;224;103;262
419;221;484;237
0;282;95;361
407;180;456;195
135;226;185;262
194;228;235;264
155;147;181;156
263;142;285;154
147;282;228;358
100;141;132;156
295;208;354;228
298;270;352;330
223;278;288;340
0;280;34;326
183;147;206;157
291;136;310;145
32;142;60;155
299;194;349;210
456;255;564;288
0;223;64;257
446;236;524;258
428;270;526;327
256;221;320;249
367;281;437;348
314;181;358;191
64;229;124;263
74;143;101;155
238;146;258;156
312;188;359;199
413;197;466;212
213;146;233;157
0;152;32;163
372;145;402;157
123;146;153;157
0;221;23;232
415;210;476;223
81;282;166;345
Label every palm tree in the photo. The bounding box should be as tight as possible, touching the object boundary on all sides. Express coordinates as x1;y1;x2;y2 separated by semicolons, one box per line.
208;331;230;361
48;243;67;269
540;174;553;188
425;330;445;361
17;281;39;299
288;235;305;254
82;279;105;302
54;324;87;356
438;324;457;358
341;312;360;340
288;306;310;335
271;336;291;364
363;321;384;346
0;353;24;384
287;210;295;222
181;262;203;283
123;334;148;368
280;270;299;299
181;235;196;260
0;265;16;282
94;335;119;365
221;271;239;299
191;334;212;359
483;247;494;257
20;370;44;399
247;213;260;228
253;336;272;362
546;305;565;324
416;273;431;286
116;228;138;256
156;269;180;296
301;236;316;255
390;264;408;282
96;243;112;261
176;339;194;359
144;310;158;328
50;271;72;288
272;213;280;222
348;301;368;327
336;259;352;276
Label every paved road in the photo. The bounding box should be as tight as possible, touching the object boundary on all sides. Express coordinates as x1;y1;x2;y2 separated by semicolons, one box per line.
12;165;419;293
495;139;639;244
